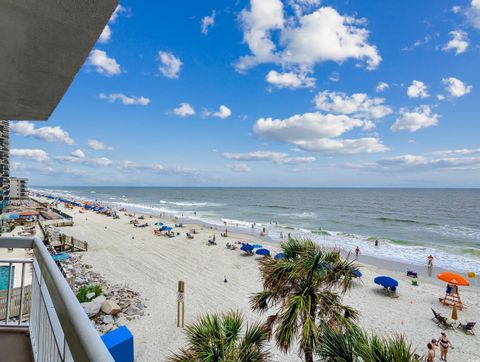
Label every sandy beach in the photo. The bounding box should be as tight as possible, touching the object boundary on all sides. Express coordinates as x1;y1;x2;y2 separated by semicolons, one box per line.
42;198;480;361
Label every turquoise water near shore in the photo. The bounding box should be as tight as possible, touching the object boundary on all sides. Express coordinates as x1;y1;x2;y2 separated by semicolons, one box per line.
34;187;480;273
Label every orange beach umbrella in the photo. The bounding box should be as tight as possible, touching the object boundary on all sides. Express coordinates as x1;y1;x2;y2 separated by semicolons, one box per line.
437;272;469;286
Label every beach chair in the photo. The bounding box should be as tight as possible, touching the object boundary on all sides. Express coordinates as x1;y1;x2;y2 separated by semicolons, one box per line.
431;309;454;330
458;322;476;335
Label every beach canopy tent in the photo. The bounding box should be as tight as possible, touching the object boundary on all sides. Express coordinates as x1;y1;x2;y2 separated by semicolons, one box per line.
437;272;469;310
374;276;398;288
256;248;270;256
274;253;286;260
240;244;254;253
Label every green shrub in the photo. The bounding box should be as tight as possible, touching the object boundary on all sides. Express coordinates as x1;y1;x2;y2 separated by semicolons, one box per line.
76;284;103;303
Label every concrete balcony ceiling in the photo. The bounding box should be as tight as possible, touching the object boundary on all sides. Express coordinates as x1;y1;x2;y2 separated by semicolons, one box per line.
0;0;118;120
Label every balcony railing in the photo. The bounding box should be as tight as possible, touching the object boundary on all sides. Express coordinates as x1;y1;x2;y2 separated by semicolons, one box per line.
0;237;114;362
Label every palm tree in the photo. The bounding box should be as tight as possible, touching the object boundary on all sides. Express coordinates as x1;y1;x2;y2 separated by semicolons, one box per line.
317;324;421;362
250;238;358;362
168;310;272;362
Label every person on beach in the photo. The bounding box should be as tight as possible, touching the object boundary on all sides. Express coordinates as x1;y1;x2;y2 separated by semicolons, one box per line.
427;254;434;268
437;332;452;361
374;239;379;247
355;246;360;259
427;342;436;362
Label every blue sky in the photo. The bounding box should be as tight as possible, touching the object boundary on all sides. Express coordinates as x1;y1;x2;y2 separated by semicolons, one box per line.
10;0;480;187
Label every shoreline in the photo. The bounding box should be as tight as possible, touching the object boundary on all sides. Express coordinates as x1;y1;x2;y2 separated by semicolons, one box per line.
30;188;480;276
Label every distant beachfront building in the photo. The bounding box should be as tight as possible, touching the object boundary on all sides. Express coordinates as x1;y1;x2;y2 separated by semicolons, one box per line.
9;176;28;200
0;120;9;211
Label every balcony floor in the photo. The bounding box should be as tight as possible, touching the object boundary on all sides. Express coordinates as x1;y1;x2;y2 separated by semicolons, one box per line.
0;329;34;362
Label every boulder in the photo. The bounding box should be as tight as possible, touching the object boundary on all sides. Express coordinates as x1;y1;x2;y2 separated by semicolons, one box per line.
125;305;144;317
102;314;114;324
81;301;101;317
101;300;121;315
92;295;106;304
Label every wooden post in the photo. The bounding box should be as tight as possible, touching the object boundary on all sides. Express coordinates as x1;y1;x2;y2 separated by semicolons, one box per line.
177;281;185;328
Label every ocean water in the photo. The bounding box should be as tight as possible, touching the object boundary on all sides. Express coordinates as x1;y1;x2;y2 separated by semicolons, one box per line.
34;187;480;273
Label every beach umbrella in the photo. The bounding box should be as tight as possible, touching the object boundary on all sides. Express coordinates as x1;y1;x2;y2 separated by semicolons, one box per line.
240;244;254;252
154;222;164;226
256;248;270;256
452;303;458;320
252;244;263;249
164;227;173;231
52;253;71;262
437;272;469;286
353;269;362;278
374;276;398;288
274;253;286;260
9;214;19;220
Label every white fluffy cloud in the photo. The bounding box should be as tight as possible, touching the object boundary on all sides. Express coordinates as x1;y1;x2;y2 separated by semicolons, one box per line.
206;105;232;119
99;93;150;106
87;50;121;76
157;51;182;79
314;91;392;119
266;70;315;89
226;163;252;172
201;11;216;34
172;102;196;117
223;151;316;165
10;148;49;162
87;139;113;151
466;0;480;29
98;25;112;43
391;105;439;132
253;112;387;154
71;149;85;158
237;1;381;73
98;5;129;44
349;148;480;173
407;80;429;98
10;122;74;145
375;82;389;93
443;30;469;55
442;77;472;97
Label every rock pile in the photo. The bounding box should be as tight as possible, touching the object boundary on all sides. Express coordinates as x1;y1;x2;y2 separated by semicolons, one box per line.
61;254;145;334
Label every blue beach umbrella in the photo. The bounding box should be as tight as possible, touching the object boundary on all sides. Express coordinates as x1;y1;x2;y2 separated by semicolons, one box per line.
256;248;270;256
240;244;254;252
52;253;71;262
353;269;362;278
164;227;173;231
274;253;286;260
9;214;19;220
252;244;263;249
374;276;398;288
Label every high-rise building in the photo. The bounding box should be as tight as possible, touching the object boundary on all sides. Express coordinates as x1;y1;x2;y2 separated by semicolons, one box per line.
0;120;9;212
10;177;28;200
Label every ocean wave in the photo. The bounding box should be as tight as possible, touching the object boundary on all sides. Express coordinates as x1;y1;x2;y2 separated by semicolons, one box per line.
376;217;421;224
159;200;223;207
249;204;291;210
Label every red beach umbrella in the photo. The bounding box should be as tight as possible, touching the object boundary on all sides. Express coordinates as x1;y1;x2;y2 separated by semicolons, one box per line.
437;272;469;286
